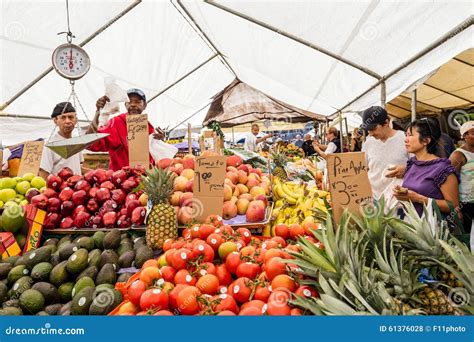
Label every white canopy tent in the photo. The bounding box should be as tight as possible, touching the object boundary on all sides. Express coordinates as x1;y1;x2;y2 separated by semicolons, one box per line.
1;0;472;146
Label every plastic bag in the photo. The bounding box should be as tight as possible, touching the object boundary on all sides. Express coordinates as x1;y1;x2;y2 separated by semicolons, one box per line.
100;77;128;125
149;136;178;161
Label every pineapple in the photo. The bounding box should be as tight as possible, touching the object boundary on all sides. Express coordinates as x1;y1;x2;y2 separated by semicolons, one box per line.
271;150;288;180
141;167;177;250
418;287;456;315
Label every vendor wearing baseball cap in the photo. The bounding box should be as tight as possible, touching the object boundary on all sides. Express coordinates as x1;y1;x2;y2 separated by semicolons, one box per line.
86;88;164;171
360;106;409;200
39;102;84;178
449;120;474;234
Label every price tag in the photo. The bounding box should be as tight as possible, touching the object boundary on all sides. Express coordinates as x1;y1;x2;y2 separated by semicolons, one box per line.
193;156;226;222
126;114;150;168
18;140;44;176
327;152;372;224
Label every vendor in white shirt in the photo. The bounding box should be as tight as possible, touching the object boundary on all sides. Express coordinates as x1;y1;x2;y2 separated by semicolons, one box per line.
39;102;84;179
244;124;273;152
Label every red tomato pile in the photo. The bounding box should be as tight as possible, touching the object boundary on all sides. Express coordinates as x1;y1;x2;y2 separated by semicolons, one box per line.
114;216;320;316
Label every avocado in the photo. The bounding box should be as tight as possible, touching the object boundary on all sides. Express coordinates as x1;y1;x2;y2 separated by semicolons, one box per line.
43;238;58;247
0;282;8;303
88;249;102;268
77;266;98;281
0;263;12;279
99;250;119;269
14;255;27;267
11;276;33;297
120;233;129;240
66;248;88;274
75;237;95;251
49;261;69;287
58;243;78;261
58;301;72;315
71;287;95;315
58;236;72;248
3;298;19;309
32;282;59;305
7;265;29;285
36;311;49;316
89;288;122;315
96;264;116;285
95;283;114;292
71;277;95;298
117;272;133;283
3;255;20;266
0;307;22;315
134;245;153;268
19;289;45;314
103;229;121;250
117;242;133;256
118;250;135;268
92;231;106;249
44;303;63;315
31;262;53;281
133;236;146;249
24;246;53;269
50;251;61;266
58;282;74;303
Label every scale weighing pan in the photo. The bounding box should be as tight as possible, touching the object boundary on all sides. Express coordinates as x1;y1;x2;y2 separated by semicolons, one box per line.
46;133;109;159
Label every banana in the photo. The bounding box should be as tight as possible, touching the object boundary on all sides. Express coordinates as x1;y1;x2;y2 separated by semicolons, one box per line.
281;183;302;201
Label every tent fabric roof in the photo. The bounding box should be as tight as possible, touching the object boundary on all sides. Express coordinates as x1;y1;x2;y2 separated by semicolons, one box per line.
202;79;325;127
1;0;473;145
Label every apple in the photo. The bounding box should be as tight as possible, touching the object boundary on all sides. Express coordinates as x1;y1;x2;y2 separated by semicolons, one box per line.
44;212;61;229
181;169;195;180
182;158;195;170
75;180;91;193
93;169;108;184
60;216;74;229
47;197;61;213
88;187;99;199
170;191;182;207
74;211;91;228
100;181;115;191
126;199;140;216
131;165;146;176
246;201;265;222
90;215;103;229
103;212;117;227
57;167;74;181
236;184;249;194
84;170;95;184
177;206;193;225
58;187;74;202
179;192;193;207
102;200;118;213
172;163;183;175
236;198;250;215
111;169;127;186
116;214;131;228
25;188;41;202
61;201;74;217
66;175;82;187
119;207;128;217
254;194;268;207
96;188;111;203
31;194;48;210
222;201;238;220
237;164;249;174
72;190;87;206
157;158;173;169
246;178;259;190
237;171;248;185
224;178;235;190
73;205;86;219
125;193;138;206
218;241;238;259
232;187;240;197
223;184;233;201
42;188;58;199
46;174;62;190
131;206;146;225
111;189;126;205
138;193;148;206
226;166;238;173
174;176;188;192
226;171;239;185
238;193;253;202
185;179;194;193
249;186;265;198
86;198;99;213
122;178;138;193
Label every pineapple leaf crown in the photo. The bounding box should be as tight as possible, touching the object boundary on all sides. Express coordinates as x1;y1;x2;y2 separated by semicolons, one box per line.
141;167;176;204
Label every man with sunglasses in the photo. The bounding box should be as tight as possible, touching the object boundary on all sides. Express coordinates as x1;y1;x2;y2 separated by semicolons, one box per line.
86;89;164;171
39;102;84;178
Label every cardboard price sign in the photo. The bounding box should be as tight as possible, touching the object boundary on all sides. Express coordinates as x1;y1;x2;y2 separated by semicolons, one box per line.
24;205;46;253
193;156;226;222
127;114;150;168
18;140;44;176
327;152;372;224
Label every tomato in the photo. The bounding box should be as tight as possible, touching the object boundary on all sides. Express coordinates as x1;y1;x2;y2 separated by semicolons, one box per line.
198;224;216;239
128;280;147;306
229;277;253;303
205;214;223;227
154;310;174;316
163;239;174;252
271;274;297;292
271;236;287;248
174;269;197;285
254;284;271;302
265;257;287;280
161;281;175;294
206;233;224;251
182;228;191;240
265;290;291;316
215;264;232;286
190;224;201;239
160;266;177;282
196;274;219;295
290;308;302;316
236;228;252;244
136;311;151;316
217;310;236;316
220;225;235;236
140;288;169;311
234;239;247;251
176;286;201;315
303;222;320;237
139;266;162;286
171;240;186;250
196;262;217;277
225;251;242;274
192;243;215;263
239;306;262;315
117;301;139;315
217;285;228;294
274;224;289;239
285;244;301;253
236;262;260;279
295;285;319;298
211;293;239;314
141;259;158;269
170;248;192;270
169;284;188;311
289;224;305;239
263;248;283;263
254;248;266;264
241;299;265;311
240;246;256;258
261;240;278;250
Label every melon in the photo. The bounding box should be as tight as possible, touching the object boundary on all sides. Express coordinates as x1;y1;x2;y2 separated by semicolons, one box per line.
0;202;25;233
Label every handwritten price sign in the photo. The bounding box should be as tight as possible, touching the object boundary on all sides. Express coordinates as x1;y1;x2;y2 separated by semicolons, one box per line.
18;141;44;176
126;114;149;168
327;152;372;224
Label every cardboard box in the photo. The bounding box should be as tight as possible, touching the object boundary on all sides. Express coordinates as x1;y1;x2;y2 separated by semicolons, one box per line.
23;205;46;253
0;232;21;259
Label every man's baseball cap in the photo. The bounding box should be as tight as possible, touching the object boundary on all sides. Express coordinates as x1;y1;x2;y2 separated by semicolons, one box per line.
51;102;76;118
460;121;474;136
127;88;146;102
361;106;388;131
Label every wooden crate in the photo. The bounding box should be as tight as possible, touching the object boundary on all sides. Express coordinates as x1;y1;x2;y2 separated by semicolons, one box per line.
83;153;109;170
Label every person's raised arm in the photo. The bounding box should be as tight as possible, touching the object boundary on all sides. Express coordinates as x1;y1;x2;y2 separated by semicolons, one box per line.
86;96;109;134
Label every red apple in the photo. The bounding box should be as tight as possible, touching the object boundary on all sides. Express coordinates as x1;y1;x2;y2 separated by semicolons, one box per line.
61;201;74;217
131;165;146;176
185;179;194;193
102;200;118;213
93;169;108;184
42;188;58;199
116;215;131;228
119;207;128;217
66;175;82;187
88;187;99;199
47;197;61;213
44;212;61;229
100;181;115;191
237;164;249;174
31;194;48;210
122;178;138;193
254;194;268;207
126;200;141;216
246;201;265;222
106;169;114;180
60;216;74;229
57;167;74;181
59;187;74;202
25;188;41;202
157;158;173;169
74;180;91;193
125;193;138;206
122;166;131;176
59;182;68;191
103;212;117;227
46;174;62;190
73;205;86;219
96;188;111;203
131;206;146;225
111;169;127;186
84;170;95;184
111;189;126;205
74;211;91;228
90;215;103;229
182;158;195;170
86;198;99;213
72;190;87;206
179;192;194;207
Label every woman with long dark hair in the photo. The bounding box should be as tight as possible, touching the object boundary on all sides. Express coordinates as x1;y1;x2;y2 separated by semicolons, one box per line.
393;118;459;218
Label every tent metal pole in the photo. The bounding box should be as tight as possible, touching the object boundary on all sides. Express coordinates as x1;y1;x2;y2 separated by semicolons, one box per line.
167;101;213;135
422;83;473;104
330;16;473;118
232;127;235;144
381;81;386;108
0;113;88;122
344;117;349;147
0;0;142;112
147;53;218;103
411;89;417;122
338;112;344;152
204;0;381;80
175;0;238;78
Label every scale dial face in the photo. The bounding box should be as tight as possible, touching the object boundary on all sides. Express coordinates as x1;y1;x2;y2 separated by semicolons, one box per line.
52;43;90;80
